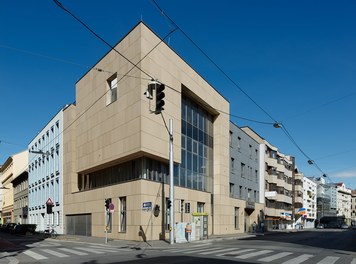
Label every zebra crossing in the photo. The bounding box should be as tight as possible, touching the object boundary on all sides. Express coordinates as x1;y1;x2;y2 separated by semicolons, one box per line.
163;245;356;263
1;244;133;263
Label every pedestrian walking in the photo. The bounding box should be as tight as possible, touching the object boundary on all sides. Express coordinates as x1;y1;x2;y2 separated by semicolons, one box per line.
252;221;257;233
260;221;264;233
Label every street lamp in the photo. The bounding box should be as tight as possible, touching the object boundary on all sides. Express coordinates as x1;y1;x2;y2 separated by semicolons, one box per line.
29;150;50;156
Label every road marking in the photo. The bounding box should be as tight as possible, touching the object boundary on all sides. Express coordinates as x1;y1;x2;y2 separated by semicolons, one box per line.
74;247;106;254
235;249;273;259
217;248;255;257
316;256;340;264
199;248;238;255
41;249;69;258
168;247;221;253
351;258;356;264
282;254;314;264
258;252;293;262
1;252;19;264
23;250;48;260
58;248;89;256
89;245;132;252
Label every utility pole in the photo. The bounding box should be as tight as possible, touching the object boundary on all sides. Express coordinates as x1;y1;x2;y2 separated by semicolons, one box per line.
169;119;174;245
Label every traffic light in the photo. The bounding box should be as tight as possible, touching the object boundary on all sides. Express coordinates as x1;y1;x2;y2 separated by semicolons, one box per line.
46;203;53;214
167;199;172;209
155;84;165;114
105;199;110;210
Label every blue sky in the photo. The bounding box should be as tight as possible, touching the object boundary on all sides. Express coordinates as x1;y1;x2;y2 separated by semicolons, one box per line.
1;1;355;188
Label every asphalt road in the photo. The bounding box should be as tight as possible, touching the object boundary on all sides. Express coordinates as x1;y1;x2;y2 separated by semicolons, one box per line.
1;229;356;263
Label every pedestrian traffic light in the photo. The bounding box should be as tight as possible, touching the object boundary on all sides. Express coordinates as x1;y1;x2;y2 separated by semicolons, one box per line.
46;203;53;214
167;199;172;209
155;84;165;114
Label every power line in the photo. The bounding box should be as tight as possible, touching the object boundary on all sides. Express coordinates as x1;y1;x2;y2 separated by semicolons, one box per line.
15;4;177;174
151;0;278;124
283;91;356;121
53;0;154;80
0;139;27;148
151;0;333;179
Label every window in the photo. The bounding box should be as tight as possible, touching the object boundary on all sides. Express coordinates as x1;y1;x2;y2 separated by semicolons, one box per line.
229;131;233;147
185;202;191;213
229;183;234;197
241;163;245;178
231;157;235;172
119;197;126;232
107;74;118;105
197;202;205;213
237;137;241;150
234;207;239;229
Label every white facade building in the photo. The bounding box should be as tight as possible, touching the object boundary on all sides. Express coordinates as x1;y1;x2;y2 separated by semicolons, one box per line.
28;106;67;234
302;177;317;228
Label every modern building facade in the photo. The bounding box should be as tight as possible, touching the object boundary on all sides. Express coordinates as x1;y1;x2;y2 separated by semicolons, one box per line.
242;127;294;230
229;123;264;232
312;177;337;220
61;22;266;241
28;106;67;234
0;150;28;224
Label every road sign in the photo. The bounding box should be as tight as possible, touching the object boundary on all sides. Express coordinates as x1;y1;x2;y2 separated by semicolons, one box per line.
46;198;53;205
109;203;114;212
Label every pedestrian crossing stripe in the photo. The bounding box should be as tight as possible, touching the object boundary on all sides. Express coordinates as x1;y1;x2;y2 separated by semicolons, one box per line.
41;249;68;258
23;250;48;260
58;248;88;256
235;249;273;259
258;252;293;262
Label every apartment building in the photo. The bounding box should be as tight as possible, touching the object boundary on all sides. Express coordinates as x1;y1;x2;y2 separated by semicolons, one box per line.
351;190;356;226
12;169;29;224
0;150;28;224
241;127;294;230
301;176;317;228
229;123;264;232
28;105;68;234
335;182;351;225
62;22;240;241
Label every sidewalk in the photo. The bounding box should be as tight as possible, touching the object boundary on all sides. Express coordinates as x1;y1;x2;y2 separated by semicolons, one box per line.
36;228;309;250
54;231;259;249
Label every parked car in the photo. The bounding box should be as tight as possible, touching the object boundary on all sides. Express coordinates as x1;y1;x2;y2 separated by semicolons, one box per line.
2;223;17;233
316;224;324;229
341;224;349;229
11;224;37;235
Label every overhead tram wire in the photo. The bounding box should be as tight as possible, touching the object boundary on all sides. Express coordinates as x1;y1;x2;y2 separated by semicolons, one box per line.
22;20;177;175
53;0;154;80
151;0;278;124
0;44;156;81
150;0;335;179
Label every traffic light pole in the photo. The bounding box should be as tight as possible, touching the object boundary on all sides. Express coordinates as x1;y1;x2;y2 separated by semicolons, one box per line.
169;119;174;245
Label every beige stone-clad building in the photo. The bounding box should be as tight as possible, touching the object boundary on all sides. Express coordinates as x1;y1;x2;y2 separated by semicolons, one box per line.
0;150;28;224
63;22;261;241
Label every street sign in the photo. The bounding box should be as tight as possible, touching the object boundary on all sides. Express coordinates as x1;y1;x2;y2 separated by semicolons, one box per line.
142;202;152;210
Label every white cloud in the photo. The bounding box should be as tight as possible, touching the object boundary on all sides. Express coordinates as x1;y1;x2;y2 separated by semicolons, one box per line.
331;169;356;179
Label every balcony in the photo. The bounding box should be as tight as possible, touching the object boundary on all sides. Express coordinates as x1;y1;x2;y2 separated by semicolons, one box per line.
295;185;303;192
265;191;277;200
294;196;303;204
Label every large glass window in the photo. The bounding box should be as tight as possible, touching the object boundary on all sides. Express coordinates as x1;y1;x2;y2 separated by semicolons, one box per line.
177;96;214;192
